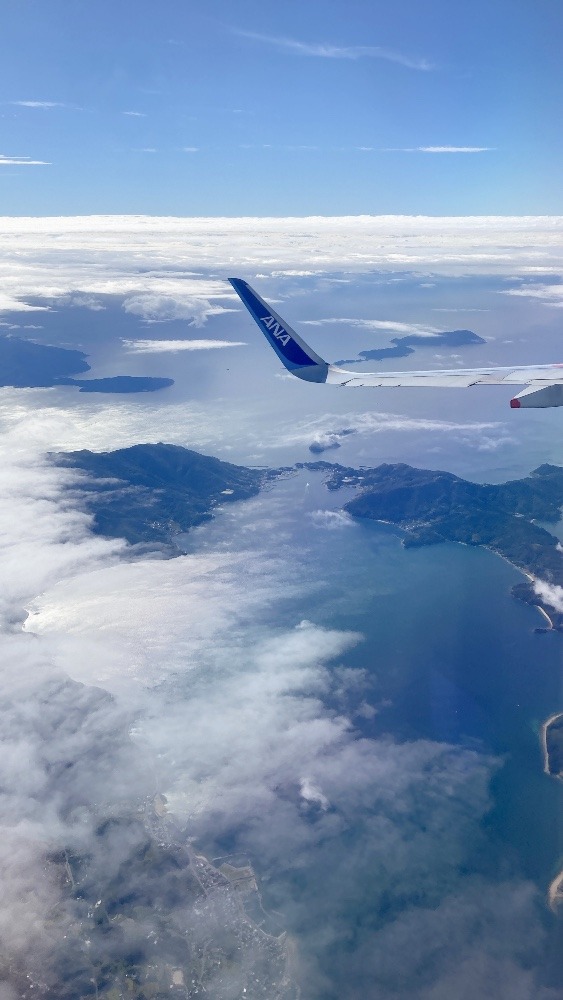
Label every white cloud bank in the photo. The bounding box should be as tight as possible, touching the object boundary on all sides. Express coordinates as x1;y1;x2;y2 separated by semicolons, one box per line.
122;338;246;353
533;579;563;613
9;100;68;109
0;154;50;166
388;146;493;154
273;410;511;454
303;317;443;335
0;215;563;323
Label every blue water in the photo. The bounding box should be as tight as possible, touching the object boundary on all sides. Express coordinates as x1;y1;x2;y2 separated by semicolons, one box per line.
182;469;563;993
310;475;563;876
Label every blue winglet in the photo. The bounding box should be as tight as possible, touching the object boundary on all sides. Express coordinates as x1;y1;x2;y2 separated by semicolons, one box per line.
229;278;329;383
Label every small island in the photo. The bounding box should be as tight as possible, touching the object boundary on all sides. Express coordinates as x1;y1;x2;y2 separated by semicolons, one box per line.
335;328;485;365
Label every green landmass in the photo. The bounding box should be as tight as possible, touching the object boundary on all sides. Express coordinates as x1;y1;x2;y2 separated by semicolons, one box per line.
335;328;485;364
0;333;90;385
303;460;563;630
59;444;268;549
27;801;295;1000
7;673;295;999
58;375;174;393
0;334;173;393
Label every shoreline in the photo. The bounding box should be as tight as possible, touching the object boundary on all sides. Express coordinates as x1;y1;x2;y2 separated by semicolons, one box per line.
548;870;563;913
540;712;563;776
535;604;555;629
540;714;563;913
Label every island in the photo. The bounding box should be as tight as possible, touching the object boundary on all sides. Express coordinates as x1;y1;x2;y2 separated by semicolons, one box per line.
0;333;173;393
57;375;174;393
334;328;485;365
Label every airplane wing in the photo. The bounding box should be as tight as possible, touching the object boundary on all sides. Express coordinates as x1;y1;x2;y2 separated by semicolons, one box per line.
229;278;563;408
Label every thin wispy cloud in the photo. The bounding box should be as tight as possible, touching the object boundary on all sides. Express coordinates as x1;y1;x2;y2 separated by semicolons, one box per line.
0;154;50;166
182;146;200;153
386;146;493;153
10;100;64;109
240;143;319;152
303;317;442;335
122;110;146;117
123;338;246;353
9;100;83;111
420;145;493;153
235;30;432;71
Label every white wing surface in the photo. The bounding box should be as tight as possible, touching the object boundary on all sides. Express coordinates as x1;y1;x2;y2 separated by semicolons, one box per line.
229;278;563;408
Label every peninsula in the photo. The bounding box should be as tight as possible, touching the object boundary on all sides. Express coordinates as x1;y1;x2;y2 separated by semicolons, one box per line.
59;443;267;548
0;333;173;393
305;460;563;631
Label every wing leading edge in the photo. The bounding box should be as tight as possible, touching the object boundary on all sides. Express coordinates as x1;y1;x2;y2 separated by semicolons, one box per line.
229;278;563;408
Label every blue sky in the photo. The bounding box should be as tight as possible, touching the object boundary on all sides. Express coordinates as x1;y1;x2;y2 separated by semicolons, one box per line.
1;0;563;215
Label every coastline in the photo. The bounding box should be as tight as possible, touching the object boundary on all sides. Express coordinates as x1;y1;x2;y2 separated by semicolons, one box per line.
540;712;563;776
536;605;555;628
540;713;563;913
549;870;563;914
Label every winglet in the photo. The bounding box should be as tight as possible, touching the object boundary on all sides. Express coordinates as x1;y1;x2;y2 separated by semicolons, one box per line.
229;278;329;383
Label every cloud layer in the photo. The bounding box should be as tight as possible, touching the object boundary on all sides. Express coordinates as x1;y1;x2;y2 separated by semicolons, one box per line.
0;215;562;322
123;338;247;353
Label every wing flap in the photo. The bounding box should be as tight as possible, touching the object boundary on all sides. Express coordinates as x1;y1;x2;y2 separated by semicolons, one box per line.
326;365;563;388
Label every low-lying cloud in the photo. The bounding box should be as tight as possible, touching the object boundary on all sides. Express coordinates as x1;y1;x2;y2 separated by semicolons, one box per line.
276;410;511;454
533;579;563;613
0;215;562;326
303;317;443;335
0;154;51;167
123;338;246;353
